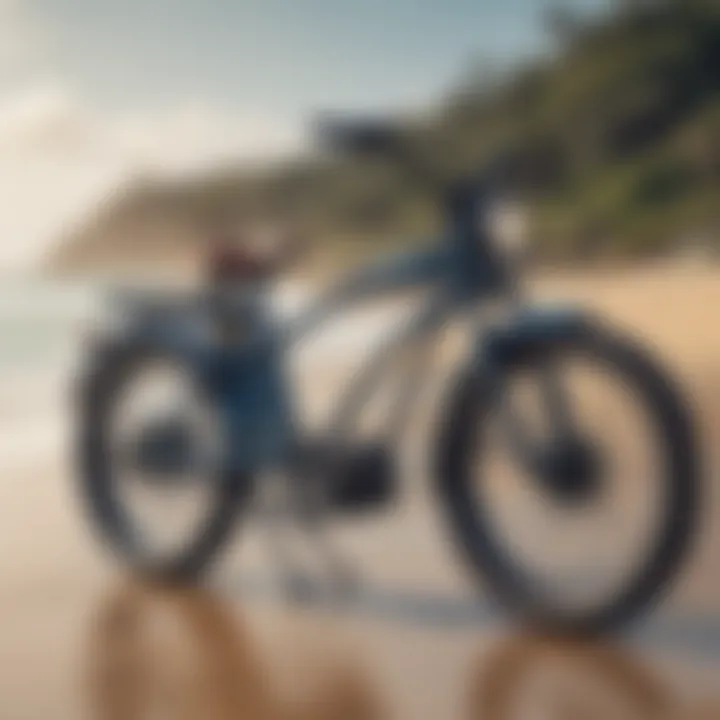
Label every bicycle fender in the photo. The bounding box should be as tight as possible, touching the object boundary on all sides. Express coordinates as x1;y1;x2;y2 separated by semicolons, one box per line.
478;304;596;368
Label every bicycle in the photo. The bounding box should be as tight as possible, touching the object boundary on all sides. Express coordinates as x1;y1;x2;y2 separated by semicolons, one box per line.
75;119;700;634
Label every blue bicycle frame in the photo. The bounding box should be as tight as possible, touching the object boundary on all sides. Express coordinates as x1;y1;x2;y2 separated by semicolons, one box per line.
103;178;586;478
214;181;513;474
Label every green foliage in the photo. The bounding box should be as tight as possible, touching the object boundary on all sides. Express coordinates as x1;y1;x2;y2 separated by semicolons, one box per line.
62;0;720;267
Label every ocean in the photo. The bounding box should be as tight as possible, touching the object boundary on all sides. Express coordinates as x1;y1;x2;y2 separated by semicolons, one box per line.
0;277;412;470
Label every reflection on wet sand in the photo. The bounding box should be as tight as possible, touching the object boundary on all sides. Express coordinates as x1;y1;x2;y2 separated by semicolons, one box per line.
83;580;718;720
85;580;385;720
468;633;719;720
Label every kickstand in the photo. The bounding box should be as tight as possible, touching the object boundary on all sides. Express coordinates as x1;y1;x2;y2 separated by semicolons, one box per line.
254;472;317;602
295;492;361;601
257;466;361;603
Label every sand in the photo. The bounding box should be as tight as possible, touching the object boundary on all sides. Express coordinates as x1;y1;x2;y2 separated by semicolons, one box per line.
1;263;720;719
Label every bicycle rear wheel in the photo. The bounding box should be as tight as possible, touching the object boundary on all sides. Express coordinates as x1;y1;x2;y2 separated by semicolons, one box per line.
77;345;250;581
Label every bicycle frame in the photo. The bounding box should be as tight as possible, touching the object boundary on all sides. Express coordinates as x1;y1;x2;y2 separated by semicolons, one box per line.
285;248;455;437
225;217;509;474
101;181;515;476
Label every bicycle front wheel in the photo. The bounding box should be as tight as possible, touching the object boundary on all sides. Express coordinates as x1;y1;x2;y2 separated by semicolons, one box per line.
438;323;699;634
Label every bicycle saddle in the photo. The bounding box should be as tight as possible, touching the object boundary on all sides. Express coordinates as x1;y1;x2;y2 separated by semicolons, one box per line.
207;223;304;283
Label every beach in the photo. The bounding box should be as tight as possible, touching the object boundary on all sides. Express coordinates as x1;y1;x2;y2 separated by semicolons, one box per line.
1;263;720;719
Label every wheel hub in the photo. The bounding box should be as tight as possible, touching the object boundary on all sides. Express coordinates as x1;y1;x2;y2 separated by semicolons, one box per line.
129;417;199;482
534;437;604;505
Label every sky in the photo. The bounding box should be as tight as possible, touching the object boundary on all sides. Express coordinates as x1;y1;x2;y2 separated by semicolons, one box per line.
0;0;611;270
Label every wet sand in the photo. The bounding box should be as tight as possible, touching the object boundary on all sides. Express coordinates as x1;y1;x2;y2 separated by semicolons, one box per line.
1;264;720;719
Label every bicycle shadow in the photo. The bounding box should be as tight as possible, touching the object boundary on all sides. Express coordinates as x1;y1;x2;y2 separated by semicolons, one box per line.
224;571;720;660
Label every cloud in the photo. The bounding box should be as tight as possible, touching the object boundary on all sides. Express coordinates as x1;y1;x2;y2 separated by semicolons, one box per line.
0;3;306;270
0;0;48;82
0;82;304;167
0;80;305;269
0;85;123;270
0;82;82;149
110;103;305;177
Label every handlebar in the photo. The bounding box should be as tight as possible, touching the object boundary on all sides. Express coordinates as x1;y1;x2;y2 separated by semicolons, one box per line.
315;115;442;195
315;114;524;201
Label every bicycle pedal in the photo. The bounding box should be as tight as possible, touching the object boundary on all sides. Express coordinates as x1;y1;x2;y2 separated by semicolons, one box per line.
328;443;397;515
